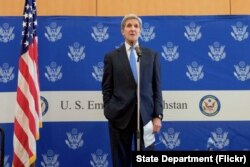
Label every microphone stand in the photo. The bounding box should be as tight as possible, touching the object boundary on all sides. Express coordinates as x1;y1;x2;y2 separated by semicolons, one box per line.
136;48;142;151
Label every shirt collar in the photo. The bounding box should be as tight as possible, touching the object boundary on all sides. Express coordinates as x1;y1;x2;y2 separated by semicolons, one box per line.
125;41;139;51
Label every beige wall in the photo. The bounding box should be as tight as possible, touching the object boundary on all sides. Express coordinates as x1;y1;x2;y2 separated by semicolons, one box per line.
97;0;230;16
0;0;249;16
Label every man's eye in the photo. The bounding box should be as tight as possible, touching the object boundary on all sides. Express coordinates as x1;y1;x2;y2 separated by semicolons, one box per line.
126;24;132;27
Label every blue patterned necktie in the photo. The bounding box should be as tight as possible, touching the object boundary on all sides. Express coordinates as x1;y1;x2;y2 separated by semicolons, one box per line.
129;46;137;82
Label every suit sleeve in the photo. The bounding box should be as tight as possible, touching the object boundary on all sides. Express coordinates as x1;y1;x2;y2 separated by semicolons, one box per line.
102;54;113;106
153;52;163;116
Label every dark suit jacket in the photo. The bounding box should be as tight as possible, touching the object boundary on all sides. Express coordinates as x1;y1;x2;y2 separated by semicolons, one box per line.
102;44;163;129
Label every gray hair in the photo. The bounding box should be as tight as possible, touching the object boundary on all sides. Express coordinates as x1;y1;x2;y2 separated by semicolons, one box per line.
121;14;142;30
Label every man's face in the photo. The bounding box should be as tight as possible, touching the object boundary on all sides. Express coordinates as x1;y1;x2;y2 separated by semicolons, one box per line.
122;19;141;45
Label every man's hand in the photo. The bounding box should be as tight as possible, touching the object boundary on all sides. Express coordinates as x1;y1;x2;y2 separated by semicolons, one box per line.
152;117;162;133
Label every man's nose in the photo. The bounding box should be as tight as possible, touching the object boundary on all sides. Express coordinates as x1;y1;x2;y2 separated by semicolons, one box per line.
131;26;137;30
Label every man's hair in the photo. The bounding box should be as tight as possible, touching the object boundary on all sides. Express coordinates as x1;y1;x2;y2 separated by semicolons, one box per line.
121;14;142;30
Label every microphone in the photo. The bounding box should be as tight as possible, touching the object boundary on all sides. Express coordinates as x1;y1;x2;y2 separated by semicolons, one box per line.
135;46;142;62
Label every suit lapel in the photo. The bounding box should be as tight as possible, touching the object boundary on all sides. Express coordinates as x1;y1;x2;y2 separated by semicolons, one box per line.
139;47;147;75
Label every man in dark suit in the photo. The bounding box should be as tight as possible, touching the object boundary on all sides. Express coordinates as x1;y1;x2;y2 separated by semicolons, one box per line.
102;14;163;167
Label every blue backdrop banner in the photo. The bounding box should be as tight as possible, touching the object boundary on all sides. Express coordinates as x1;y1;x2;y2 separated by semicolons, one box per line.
0;15;250;167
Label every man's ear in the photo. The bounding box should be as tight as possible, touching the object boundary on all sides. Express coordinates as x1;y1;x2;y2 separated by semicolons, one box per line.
121;29;124;36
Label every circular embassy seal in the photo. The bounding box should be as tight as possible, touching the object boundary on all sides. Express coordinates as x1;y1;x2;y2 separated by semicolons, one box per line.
40;96;49;116
199;95;220;117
